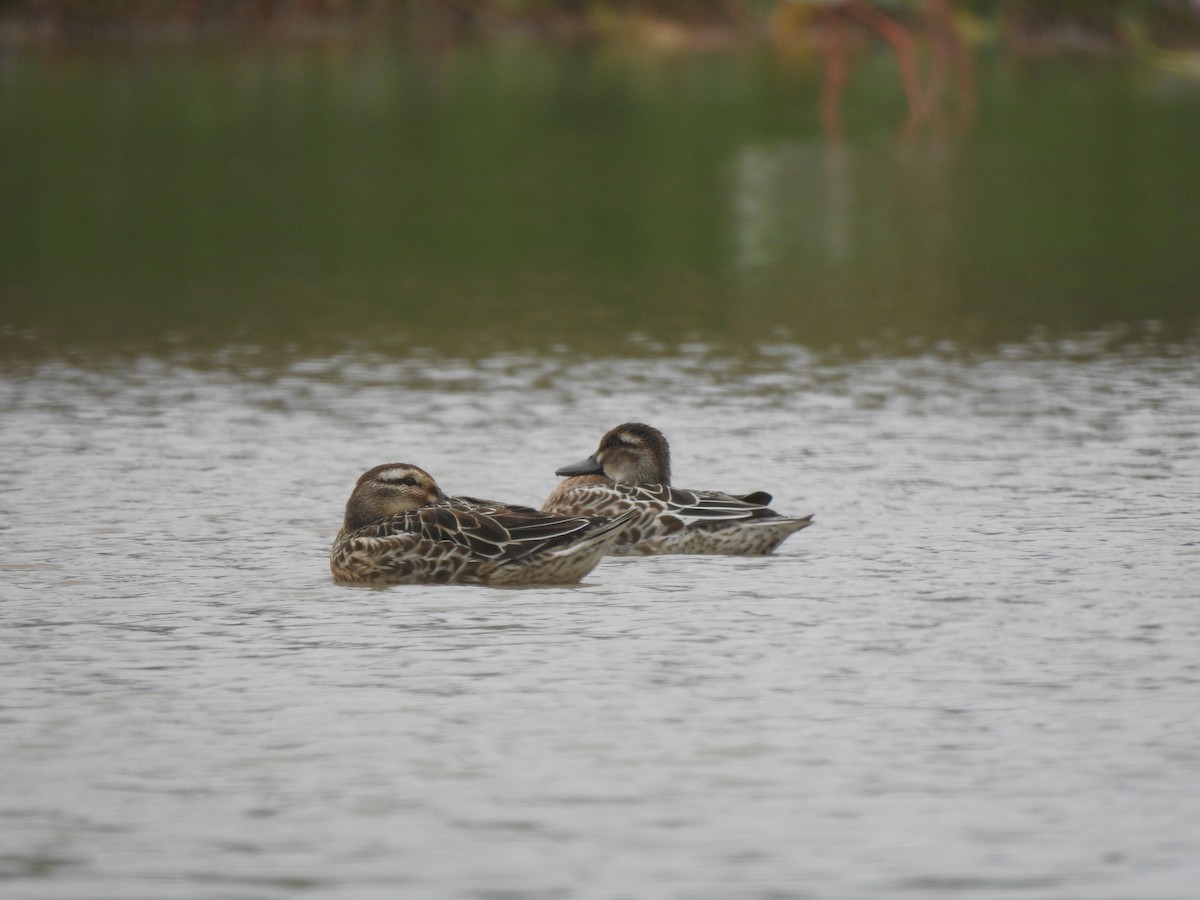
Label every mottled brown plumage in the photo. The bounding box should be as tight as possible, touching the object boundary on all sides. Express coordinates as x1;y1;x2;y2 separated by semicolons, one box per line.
332;463;634;586
544;424;813;556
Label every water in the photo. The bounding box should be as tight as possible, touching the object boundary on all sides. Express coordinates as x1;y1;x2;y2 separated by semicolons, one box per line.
3;36;1200;900
3;48;1200;353
2;337;1199;899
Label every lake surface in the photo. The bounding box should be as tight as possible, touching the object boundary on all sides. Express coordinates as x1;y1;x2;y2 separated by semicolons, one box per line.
2;39;1200;900
3;339;1200;899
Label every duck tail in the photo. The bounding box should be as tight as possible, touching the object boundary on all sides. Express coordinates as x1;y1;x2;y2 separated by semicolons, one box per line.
747;513;814;533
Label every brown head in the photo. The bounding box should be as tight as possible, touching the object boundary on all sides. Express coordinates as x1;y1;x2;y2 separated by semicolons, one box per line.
342;463;448;532
555;423;671;486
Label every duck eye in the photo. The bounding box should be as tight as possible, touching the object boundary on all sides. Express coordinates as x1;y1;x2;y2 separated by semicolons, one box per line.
400;476;418;487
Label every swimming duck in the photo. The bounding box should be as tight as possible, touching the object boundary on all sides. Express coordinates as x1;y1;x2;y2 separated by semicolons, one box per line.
543;423;813;556
331;463;635;586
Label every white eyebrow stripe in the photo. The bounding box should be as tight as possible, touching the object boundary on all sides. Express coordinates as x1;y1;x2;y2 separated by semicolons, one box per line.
378;469;415;482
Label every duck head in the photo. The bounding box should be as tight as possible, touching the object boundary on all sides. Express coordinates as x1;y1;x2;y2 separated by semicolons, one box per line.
343;462;448;531
555;422;671;485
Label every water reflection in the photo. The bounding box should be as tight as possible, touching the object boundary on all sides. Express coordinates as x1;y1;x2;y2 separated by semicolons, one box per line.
771;0;976;141
733;139;854;270
1;47;1198;360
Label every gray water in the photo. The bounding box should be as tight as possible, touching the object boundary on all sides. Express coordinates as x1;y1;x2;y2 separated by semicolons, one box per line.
2;336;1199;899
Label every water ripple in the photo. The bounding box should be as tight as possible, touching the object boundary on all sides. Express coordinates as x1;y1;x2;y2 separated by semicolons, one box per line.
2;342;1199;899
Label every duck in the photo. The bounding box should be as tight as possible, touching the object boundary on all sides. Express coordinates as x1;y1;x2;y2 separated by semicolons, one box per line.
543;423;813;556
331;463;635;586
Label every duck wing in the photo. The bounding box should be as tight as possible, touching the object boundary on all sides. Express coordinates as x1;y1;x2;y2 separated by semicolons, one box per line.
408;502;622;564
623;483;785;525
734;490;773;506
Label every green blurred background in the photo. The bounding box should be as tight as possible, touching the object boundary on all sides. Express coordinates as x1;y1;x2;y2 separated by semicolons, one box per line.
2;0;1198;357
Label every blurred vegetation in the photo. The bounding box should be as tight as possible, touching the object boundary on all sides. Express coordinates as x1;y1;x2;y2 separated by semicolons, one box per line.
1;0;1199;52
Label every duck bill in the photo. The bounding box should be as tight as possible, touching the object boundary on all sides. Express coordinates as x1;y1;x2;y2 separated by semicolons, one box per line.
555;454;604;477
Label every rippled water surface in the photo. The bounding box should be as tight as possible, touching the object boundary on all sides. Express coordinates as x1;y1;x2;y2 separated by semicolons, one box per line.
4;33;1200;900
3;339;1199;899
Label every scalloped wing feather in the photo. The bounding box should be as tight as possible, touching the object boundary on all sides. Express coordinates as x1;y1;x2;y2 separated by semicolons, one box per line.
330;530;477;584
430;502;608;563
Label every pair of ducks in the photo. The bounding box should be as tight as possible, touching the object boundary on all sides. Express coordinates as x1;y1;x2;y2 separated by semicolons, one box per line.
330;423;814;586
